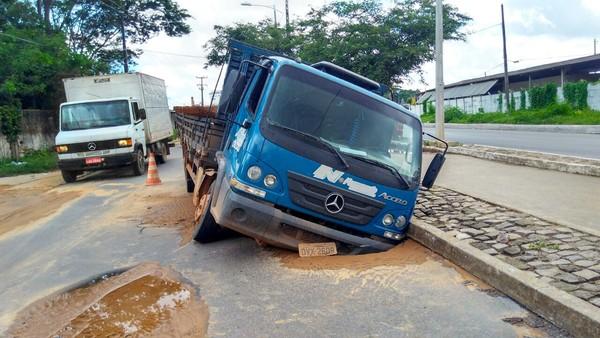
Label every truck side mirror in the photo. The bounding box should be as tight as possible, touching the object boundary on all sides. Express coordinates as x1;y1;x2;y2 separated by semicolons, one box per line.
242;119;252;129
139;108;147;120
422;153;445;189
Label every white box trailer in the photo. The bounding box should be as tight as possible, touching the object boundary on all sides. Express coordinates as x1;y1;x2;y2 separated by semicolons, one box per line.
55;72;173;183
63;72;172;144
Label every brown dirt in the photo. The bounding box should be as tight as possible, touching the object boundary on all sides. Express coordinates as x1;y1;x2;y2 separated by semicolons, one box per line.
139;193;196;245
8;262;209;338
0;185;81;237
275;239;429;271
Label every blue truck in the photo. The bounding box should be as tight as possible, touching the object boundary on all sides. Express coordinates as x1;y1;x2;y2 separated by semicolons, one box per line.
175;40;447;252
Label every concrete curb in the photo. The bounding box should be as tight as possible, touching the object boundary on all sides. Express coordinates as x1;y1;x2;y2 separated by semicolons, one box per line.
424;145;600;177
408;219;600;338
422;123;600;134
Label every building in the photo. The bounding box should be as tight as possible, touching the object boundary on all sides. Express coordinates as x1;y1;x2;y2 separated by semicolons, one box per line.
416;54;600;106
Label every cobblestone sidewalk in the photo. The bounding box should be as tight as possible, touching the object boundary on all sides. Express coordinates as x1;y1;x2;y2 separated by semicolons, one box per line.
415;187;600;308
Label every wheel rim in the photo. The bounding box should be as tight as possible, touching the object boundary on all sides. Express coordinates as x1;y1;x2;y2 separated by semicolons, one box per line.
137;151;144;172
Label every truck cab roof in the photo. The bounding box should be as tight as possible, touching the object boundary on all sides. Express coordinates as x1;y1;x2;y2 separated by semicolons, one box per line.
60;97;138;106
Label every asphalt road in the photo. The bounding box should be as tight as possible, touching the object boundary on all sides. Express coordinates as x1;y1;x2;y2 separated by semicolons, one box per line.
423;126;600;159
0;148;566;337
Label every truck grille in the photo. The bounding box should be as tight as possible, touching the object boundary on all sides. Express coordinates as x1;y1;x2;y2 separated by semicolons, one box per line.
57;139;125;154
287;171;384;225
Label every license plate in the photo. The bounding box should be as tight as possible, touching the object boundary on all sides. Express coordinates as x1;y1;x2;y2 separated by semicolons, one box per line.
298;242;337;257
85;157;103;165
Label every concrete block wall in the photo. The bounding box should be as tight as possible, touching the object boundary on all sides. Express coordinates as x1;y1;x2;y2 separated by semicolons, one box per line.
0;110;57;159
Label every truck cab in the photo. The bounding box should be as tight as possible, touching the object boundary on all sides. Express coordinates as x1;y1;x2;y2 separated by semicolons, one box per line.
183;40;445;252
56;97;149;182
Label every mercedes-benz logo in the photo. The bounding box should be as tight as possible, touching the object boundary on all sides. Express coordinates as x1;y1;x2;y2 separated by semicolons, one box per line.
324;192;345;214
87;142;97;151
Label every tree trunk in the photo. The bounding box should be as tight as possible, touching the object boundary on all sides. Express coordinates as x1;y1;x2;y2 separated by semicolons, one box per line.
9;142;19;162
36;0;42;16
43;0;53;33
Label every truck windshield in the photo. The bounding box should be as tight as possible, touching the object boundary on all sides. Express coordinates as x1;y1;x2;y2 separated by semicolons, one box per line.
265;66;422;187
61;100;131;131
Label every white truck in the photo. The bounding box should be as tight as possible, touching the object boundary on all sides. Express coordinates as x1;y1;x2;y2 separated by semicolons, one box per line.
55;72;173;183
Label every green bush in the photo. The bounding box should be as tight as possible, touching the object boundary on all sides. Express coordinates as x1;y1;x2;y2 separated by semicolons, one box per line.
510;92;516;112
0;149;57;177
497;93;503;112
563;80;588;109
519;91;526;110
444;106;465;122
529;83;557;109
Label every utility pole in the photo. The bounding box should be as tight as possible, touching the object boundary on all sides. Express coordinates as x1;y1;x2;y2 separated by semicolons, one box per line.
594;38;597;55
121;18;128;73
285;0;290;30
501;4;510;112
196;76;207;106
434;0;444;139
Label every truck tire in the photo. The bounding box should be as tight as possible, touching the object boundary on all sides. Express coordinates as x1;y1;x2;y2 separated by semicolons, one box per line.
132;148;145;176
193;183;223;243
156;142;167;164
61;170;78;183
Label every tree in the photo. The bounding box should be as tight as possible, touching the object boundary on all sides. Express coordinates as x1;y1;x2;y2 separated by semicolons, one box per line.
204;0;470;87
49;0;192;71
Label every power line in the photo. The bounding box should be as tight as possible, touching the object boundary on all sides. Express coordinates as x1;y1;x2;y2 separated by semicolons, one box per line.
0;31;42;45
141;49;207;59
466;23;501;35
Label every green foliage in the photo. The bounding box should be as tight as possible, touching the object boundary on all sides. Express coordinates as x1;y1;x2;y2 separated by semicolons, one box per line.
443;106;465;122
205;0;471;87
519;91;526;110
0;104;22;144
0;149;57;177
509;92;516;112
563;80;588;109
50;0;191;70
478;107;484;113
529;83;557;109
497;93;503;112
419;103;600;125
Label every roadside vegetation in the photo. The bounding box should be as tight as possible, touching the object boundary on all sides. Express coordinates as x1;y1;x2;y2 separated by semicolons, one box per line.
421;104;600;125
0;149;57;177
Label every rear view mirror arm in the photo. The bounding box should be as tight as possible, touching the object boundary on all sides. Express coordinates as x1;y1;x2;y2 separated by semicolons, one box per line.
423;132;448;156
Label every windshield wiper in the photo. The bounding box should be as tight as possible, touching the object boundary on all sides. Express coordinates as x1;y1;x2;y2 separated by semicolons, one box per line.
269;122;349;170
344;153;409;188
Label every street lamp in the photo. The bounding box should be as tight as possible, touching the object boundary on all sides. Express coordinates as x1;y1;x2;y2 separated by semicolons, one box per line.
241;2;283;28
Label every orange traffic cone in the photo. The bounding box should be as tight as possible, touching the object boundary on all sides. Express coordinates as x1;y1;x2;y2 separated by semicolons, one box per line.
145;152;162;185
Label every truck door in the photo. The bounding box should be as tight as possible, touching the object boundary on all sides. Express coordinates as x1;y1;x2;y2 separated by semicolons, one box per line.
131;101;147;155
225;67;268;158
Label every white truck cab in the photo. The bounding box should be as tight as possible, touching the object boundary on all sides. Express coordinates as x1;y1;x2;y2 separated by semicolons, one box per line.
55;73;172;183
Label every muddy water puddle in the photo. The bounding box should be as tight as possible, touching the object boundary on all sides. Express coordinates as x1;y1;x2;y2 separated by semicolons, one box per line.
8;262;208;338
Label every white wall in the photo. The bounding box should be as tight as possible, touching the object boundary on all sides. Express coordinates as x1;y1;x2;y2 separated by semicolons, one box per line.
411;83;600;115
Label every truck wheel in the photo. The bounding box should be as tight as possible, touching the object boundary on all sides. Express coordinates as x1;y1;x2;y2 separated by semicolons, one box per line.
193;183;223;243
132;148;145;176
156;142;167;164
61;170;78;183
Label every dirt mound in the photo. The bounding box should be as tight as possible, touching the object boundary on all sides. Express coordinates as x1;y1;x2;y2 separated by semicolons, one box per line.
8;262;208;337
274;239;430;271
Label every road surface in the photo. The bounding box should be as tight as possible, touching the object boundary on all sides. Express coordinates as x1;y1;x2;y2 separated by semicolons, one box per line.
423;126;600;159
0;147;567;337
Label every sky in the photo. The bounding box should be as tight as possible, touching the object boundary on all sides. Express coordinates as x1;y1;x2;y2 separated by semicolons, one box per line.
133;0;600;107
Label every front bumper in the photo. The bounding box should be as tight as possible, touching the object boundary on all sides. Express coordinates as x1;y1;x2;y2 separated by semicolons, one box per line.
211;177;396;251
58;152;136;171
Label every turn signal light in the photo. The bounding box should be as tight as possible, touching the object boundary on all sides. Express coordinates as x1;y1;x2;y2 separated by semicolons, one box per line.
117;138;133;147
55;145;68;153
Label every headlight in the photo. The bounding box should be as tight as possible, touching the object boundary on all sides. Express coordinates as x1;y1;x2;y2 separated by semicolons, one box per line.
247;165;262;180
55;145;68;153
395;215;407;228
117;138;133;147
264;174;277;187
230;177;266;198
382;214;394;226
